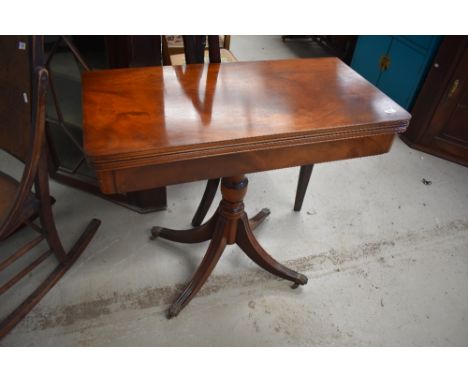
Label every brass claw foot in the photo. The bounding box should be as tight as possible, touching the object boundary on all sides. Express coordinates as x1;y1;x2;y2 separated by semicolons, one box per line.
291;274;308;289
167;304;181;319
150;226;163;240
249;208;271;230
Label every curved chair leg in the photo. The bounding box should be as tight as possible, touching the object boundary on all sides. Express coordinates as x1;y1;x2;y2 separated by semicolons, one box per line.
294;164;314;212
151;213;217;243
191;178;220;227
0;218;100;340
34;156;68;262
236;214;307;287
167;219;227;318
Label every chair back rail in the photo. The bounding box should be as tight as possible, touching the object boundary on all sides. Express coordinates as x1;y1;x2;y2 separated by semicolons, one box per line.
207;36;221;63
0;36;47;238
182;35;221;64
1;68;48;238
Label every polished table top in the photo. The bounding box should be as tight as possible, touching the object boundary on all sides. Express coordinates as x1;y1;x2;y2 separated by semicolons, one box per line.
82;58;410;194
83;58;410;165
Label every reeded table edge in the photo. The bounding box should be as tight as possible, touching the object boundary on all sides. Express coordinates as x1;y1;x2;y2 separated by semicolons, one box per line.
86;119;409;170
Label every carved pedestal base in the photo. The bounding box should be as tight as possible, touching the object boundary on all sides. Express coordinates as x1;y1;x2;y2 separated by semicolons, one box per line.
151;175;308;318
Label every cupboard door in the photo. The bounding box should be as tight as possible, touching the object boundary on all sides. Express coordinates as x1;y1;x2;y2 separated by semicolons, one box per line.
351;36;441;110
377;39;429;109
351;36;392;84
420;44;468;161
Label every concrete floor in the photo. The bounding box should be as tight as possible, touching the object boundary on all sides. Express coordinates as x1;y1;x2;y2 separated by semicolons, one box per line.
1;36;468;346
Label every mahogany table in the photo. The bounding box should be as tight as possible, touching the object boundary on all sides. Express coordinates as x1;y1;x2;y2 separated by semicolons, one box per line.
82;58;411;317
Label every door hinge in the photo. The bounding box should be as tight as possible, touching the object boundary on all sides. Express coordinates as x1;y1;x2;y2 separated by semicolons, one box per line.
448;79;459;98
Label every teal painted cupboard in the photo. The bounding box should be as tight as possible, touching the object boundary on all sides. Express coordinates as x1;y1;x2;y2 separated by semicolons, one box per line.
351;36;441;110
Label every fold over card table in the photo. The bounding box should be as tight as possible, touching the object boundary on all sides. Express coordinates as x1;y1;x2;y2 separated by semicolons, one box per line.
82;58;411;317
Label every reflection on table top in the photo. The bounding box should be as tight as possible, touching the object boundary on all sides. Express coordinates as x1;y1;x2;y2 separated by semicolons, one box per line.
82;57;410;164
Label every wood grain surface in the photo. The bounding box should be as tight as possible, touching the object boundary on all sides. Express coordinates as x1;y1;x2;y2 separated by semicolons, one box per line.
82;58;410;193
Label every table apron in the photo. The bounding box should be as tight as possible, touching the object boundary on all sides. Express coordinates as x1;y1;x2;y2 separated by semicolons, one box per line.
96;133;396;194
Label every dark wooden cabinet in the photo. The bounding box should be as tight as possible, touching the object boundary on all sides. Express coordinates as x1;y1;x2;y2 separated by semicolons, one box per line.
402;36;468;166
105;36;164;68
281;36;357;64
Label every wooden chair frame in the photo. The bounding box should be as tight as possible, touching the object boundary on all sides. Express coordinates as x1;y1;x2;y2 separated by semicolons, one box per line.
0;36;100;340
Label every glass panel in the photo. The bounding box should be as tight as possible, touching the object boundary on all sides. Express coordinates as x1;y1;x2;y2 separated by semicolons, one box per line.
45;36;106;176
